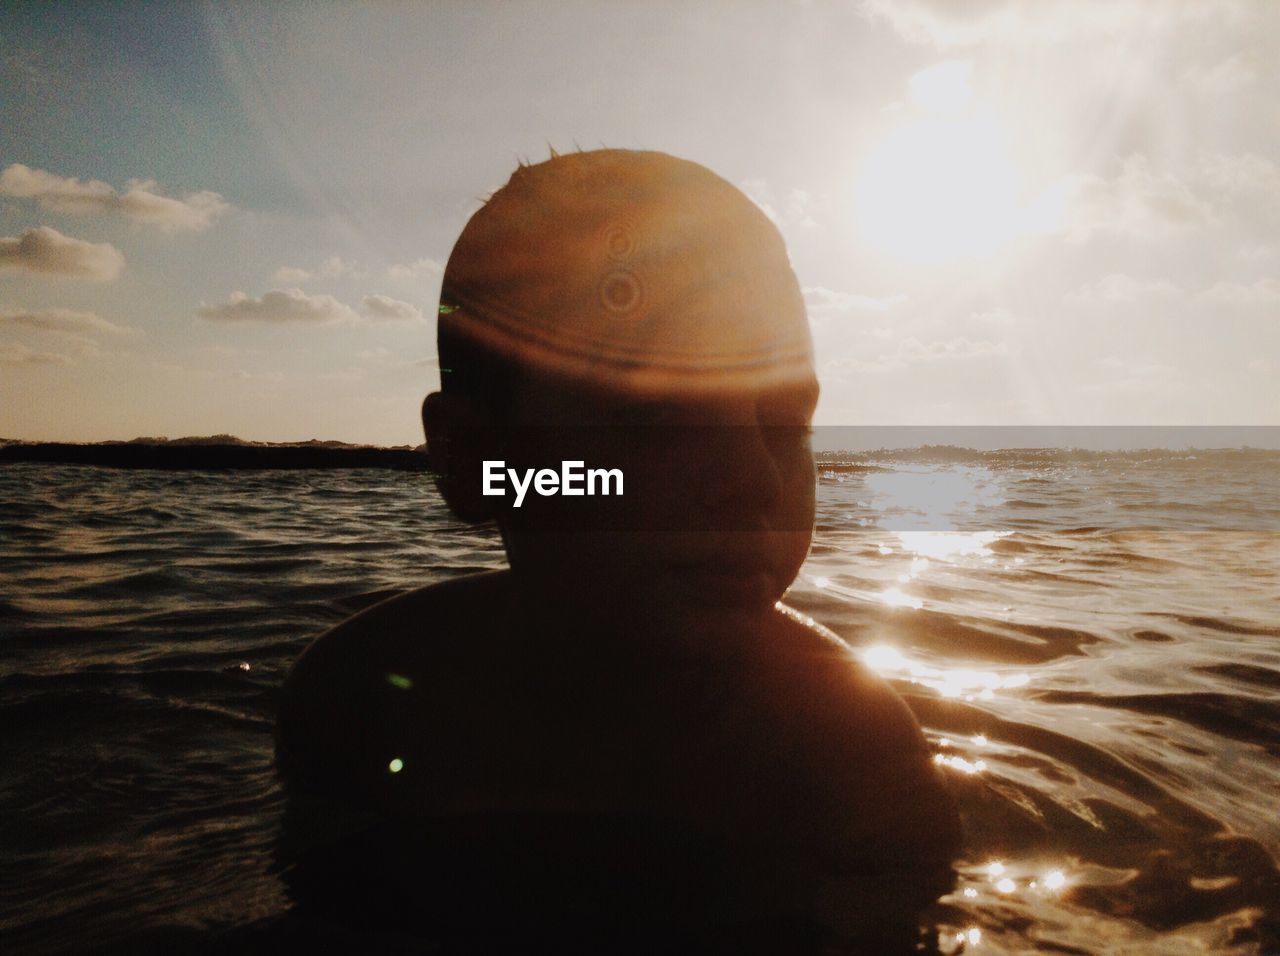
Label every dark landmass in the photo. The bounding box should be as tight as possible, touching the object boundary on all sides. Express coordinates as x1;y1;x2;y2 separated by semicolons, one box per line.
0;436;430;471
4;438;1274;473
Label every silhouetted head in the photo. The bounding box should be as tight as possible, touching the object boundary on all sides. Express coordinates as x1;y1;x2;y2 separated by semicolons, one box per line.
423;149;817;632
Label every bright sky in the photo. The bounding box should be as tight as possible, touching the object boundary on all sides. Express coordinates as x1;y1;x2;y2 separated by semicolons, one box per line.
2;1;1277;444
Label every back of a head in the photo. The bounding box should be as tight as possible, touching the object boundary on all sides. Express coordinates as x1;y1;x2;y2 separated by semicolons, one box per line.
437;149;812;410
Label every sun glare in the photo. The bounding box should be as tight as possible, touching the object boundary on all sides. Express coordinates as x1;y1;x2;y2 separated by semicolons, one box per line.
856;61;1064;265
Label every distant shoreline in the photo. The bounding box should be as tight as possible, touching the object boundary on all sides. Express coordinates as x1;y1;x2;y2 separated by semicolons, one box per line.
2;435;1277;472
0;438;430;471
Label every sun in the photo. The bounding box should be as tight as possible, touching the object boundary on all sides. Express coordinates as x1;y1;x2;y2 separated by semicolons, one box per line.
857;115;1025;265
855;62;1058;265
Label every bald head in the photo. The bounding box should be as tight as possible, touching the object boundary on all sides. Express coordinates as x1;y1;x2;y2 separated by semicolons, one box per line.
438;149;812;398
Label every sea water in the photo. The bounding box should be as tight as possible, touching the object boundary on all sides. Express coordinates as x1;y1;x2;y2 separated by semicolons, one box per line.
1;451;1277;953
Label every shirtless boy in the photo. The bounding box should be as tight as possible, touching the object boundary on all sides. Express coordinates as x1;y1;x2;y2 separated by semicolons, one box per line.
275;149;959;948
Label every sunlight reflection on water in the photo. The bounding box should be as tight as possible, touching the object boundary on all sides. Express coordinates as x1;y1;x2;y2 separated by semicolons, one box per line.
862;643;1030;702
794;457;1280;954
893;529;1013;559
863;466;1006;531
813;528;1014;615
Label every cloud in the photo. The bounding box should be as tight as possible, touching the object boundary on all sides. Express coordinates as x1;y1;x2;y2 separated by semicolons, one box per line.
116;181;228;232
1185;53;1256;96
387;256;444;279
0;342;74;366
272;256;361;284
803;285;906;318
0;307;129;334
1073;274;1182;303
859;0;1249;48
738;179;817;230
860;0;1124;46
362;294;423;321
273;266;312;283
1064;155;1213;242
829;336;1008;373
1070;275;1280;308
1198;152;1280;200
1197;278;1280;307
896;336;1008;363
197;288;359;324
0;164;230;232
0;165;113;212
0;226;124;279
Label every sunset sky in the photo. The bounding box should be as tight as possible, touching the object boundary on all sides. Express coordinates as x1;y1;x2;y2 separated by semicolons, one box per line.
2;1;1277;444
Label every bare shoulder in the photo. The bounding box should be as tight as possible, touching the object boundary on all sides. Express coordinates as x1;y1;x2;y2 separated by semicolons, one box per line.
761;602;960;864
274;570;515;804
765;602;930;758
282;570;512;677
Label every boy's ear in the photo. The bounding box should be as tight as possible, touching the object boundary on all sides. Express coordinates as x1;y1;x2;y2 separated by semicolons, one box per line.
422;391;499;522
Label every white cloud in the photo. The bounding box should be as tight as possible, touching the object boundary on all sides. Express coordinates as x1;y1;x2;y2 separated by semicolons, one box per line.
0;164;113;212
0;164;230;232
783;189;817;228
387;256;444;279
1073;274;1182;303
361;294;423;321
319;256;360;278
0;342;74;365
0;226;124;280
803;285;906;318
897;336;1008;362
859;0;1249;48
272;256;361;284
1198;152;1280;201
1185;53;1256;96
1071;275;1280;308
1197;278;1280;307
829;336;1008;372
740;179;778;222
116;181;228;232
0;307;129;334
1065;155;1213;242
738;179;817;230
197;288;359;324
273;266;312;284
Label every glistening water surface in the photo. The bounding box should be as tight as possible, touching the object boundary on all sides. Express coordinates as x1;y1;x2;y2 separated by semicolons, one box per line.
1;452;1278;953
